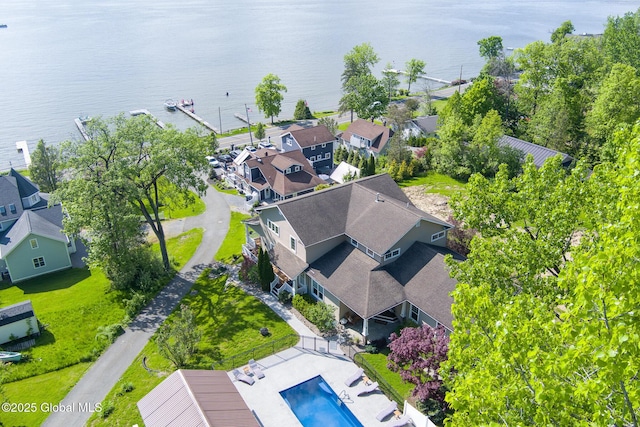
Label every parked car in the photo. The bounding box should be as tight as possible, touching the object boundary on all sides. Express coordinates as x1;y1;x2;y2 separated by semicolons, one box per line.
218;154;233;164
258;141;275;149
229;149;241;159
246;146;257;152
205;156;220;168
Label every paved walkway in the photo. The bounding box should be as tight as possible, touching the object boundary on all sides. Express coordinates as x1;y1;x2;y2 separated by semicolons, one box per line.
42;184;231;427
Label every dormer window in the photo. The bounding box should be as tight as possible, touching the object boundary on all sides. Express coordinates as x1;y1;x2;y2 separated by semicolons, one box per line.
384;248;401;260
350;238;358;248
9;204;16;214
431;230;446;242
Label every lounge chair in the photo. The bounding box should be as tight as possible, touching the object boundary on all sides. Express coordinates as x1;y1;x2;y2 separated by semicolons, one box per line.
376;401;398;421
248;359;265;379
356;381;379;396
344;367;364;387
232;368;255;385
388;414;412;427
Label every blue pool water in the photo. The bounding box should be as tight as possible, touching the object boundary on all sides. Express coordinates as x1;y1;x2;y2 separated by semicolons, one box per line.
280;376;364;427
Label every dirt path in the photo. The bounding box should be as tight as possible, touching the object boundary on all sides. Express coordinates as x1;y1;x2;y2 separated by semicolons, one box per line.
402;186;453;222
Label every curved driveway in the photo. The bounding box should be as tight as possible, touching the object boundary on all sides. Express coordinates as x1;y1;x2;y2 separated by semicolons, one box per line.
43;184;231;427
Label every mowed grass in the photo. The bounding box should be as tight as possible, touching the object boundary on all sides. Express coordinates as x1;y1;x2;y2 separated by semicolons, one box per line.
360;350;415;401
2;362;91;427
88;273;298;426
398;172;467;197
0;230;204;427
214;212;251;263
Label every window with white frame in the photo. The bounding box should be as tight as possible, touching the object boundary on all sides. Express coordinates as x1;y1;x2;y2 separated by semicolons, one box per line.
350;238;358;247
312;280;324;300
267;219;280;236
30;238;38;249
294;165;300;172
321;143;326;148
366;247;375;258
311;145;316;150
309;155;315;161
384;248;401;260
33;257;46;268
410;304;419;322
431;230;446;242
324;152;330;159
290;236;296;252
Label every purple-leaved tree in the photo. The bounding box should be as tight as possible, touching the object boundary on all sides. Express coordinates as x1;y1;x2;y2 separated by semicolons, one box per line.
387;324;449;404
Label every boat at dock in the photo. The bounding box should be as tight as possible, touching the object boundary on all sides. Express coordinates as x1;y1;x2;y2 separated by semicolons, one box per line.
0;25;7;29
164;99;177;111
0;351;21;362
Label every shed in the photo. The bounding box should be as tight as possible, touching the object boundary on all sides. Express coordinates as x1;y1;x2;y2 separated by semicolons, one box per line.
0;300;38;345
137;369;260;427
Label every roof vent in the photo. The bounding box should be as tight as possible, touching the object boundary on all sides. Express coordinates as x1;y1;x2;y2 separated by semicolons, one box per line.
257;158;262;163
375;193;381;202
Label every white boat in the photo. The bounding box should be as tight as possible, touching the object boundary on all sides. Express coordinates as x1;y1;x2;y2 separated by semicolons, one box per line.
0;351;21;362
164;99;177;111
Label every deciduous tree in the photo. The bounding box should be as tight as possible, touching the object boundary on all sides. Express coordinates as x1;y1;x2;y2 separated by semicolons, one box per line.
156;304;202;368
340;43;380;122
254;122;266;141
381;62;401;101
29;139;61;193
255;73;287;125
405;58;426;94
317;117;338;136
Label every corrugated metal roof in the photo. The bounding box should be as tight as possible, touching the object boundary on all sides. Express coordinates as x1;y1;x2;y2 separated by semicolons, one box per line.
138;370;260;427
499;135;573;168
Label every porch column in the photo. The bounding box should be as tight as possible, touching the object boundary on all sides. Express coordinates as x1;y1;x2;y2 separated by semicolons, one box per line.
244;223;252;245
400;301;407;319
362;318;369;342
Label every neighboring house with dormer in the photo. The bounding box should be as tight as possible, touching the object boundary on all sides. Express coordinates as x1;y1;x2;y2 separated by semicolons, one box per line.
0;169;76;283
340;119;394;157
243;174;461;341
234;149;326;203
280;125;336;174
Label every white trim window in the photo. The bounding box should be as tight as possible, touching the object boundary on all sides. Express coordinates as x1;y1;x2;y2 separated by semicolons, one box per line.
321;143;326;148
30;238;38;249
267;219;280;236
366;247;375;258
350;238;358;248
309;155;316;162
431;230;446;242
324;152;330;159
311;280;324;301
290;236;296;252
410;304;419;322
311;145;316;150
384;248;401;260
33;257;46;268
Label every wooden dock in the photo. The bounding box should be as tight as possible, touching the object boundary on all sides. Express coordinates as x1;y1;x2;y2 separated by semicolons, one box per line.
74;118;90;141
130;109;166;129
234;112;250;124
175;101;219;133
383;69;452;85
15;140;31;166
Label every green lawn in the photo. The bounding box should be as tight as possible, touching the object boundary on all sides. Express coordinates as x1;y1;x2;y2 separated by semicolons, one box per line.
360;350;415;402
212;181;239;195
87;272;298;426
0;229;204;427
214;212;251;263
398;172;467;197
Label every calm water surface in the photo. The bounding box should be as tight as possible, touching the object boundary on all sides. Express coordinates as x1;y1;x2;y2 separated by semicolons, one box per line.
0;0;636;169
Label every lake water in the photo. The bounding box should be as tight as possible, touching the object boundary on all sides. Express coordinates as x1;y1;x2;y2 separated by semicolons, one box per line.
0;0;636;170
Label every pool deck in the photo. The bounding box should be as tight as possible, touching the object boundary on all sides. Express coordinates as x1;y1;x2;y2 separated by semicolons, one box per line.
228;346;402;426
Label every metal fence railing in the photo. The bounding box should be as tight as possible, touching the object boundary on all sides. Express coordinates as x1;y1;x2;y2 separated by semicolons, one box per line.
353;351;405;407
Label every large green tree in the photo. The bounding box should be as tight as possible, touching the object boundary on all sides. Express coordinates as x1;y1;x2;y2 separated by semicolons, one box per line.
381;62;401;101
441;136;640;424
340;43;380;122
29;139;61;193
57;114;209;273
477;36;504;60
343;73;388;121
603;8;640;70
405;58;426;94
255;73;287;124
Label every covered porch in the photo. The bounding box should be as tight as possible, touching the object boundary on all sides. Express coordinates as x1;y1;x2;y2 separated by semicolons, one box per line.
336;302;406;344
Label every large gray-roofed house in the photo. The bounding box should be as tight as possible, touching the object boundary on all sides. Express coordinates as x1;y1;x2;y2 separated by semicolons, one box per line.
137;369;260;427
499;135;574;168
0;169;76;283
280;125;336;173
245;174;461;340
341;119;394;156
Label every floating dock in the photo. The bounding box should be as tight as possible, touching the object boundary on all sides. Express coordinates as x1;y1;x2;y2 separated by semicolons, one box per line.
130;109;166;129
234;112;250;124
175;101;219;133
74;117;90;141
15;141;31;166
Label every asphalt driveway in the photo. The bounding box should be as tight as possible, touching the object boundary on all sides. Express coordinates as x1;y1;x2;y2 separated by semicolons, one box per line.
42;183;231;427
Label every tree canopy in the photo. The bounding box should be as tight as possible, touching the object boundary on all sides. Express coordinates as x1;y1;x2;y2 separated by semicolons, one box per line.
340;43;381;121
405;58;426;94
255;73;287;124
29;139;61;193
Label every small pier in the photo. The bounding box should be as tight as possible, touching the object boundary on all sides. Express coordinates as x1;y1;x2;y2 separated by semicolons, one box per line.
383;69;452;85
234;112;250;124
15;141;31;166
130;109;166;129
174;100;219;133
74;117;90;141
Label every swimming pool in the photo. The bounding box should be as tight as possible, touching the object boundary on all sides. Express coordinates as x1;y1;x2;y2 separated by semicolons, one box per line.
280;375;364;427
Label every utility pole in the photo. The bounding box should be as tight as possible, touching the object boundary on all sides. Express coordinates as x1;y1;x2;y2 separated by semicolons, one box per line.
245;104;253;146
458;65;463;93
218;107;222;134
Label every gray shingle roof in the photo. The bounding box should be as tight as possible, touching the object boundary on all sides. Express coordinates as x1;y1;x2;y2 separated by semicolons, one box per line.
308;241;462;329
499;135;573;168
9;169;39;199
0;175;24;223
341;119;394;153
0;207;66;257
273;174;451;254
287;125;335;148
0;300;35;324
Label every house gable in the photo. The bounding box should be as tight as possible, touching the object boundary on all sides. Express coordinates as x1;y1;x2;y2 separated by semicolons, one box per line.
341;119;394;154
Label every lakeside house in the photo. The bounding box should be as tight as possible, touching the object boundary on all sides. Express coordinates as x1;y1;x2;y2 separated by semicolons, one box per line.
243;173;461;341
0;169;76;283
279;124;336;174
340;119;394;158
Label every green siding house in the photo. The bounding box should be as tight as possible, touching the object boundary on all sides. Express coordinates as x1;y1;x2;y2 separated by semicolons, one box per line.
0;169;75;283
